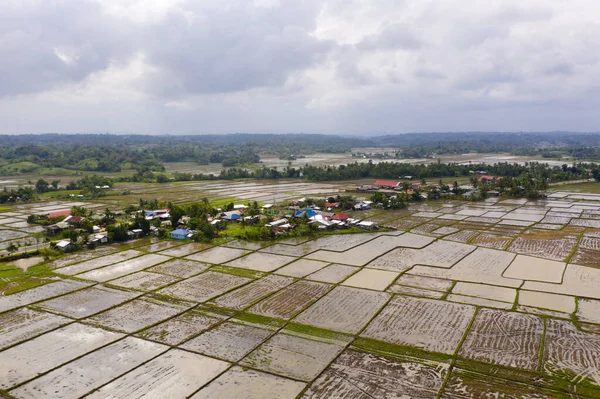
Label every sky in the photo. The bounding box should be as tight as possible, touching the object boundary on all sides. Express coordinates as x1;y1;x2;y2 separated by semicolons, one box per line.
1;0;600;135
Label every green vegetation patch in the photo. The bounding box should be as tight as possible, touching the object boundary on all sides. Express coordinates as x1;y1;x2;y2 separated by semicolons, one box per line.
233;311;286;328
285;322;354;343
210;265;265;279
352;337;453;364
0;262;56;295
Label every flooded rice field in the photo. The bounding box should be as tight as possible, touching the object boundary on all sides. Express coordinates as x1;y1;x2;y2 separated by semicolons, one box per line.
6;194;600;396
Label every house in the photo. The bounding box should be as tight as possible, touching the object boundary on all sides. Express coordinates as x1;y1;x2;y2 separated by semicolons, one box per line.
309;219;334;230
233;204;247;210
411;183;421;191
91;234;108;245
357;220;378;230
478;175;503;183
92;225;101;234
48;209;71;219
266;218;288;228
45;224;63;235
331;213;349;221
354;202;370;210
55;240;74;252
373;180;400;189
64;215;83;226
222;213;242;221
170;228;191;240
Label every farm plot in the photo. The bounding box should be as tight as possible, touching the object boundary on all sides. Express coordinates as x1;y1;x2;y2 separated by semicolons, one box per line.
452;282;516;303
393;274;453;292
410;247;520;287
88;296;192;333
192;366;305;399
0;323;122;389
508;231;578;261
361;296;474;354
576;298;600;324
459;309;543;370
108;271;180;291
302;349;449;399
438;213;468;221
306;263;358;283
0;229;29;241
570;236;600;268
158;242;212;257
181;321;273;362
470;232;513;249
76;253;171;282
211;274;293;310
260;243;317;257
342;268;398;291
543;318;600;389
517;290;575;318
46;246;119;269
11;337;167;399
307;234;433;266
248;280;331;319
275;259;328;277
138;308;223;345
384;216;431;230
388;285;445;299
148;258;211;277
138;240;183;252
86;349;229;399
158;271;251;302
445;229;479;243
34;285;139;318
55;249;142;275
186;246;250;264
303;232;387;252
0;307;70;350
441;368;566;399
241;332;344;381
225;252;295;272
0;279;90;313
524;264;600;300
294;286;390;334
570;218;600;228
367;240;475;272
223;239;271;250
503;255;566;283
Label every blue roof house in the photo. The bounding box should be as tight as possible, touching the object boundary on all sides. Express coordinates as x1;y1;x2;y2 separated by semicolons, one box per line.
170;228;191;240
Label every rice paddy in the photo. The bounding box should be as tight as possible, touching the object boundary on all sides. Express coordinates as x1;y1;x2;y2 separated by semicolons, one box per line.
5;192;600;396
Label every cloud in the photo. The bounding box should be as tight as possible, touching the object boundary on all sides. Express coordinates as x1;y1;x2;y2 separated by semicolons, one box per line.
1;0;600;133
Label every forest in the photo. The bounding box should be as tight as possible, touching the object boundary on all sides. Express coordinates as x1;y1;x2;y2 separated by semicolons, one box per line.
2;132;600;177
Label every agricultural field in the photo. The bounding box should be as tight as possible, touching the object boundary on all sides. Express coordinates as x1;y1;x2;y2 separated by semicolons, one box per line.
6;191;600;396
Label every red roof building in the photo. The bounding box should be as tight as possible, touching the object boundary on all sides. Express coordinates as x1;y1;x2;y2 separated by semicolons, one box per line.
373;180;399;187
48;210;71;218
331;213;349;221
478;175;503;183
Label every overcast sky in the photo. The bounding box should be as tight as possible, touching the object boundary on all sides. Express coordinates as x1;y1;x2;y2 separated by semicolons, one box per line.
1;0;599;134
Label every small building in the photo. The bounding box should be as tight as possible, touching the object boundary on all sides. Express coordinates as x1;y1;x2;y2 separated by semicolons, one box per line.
354;202;370;210
373;180;400;189
91;234;108;245
170;228;191;240
222;213;242;221
478;175;503;183
92;225;101;234
131;229;144;238
55;240;74;252
357;221;378;230
331;213;349;221
411;183;421;191
45;224;62;235
233;204;247;210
